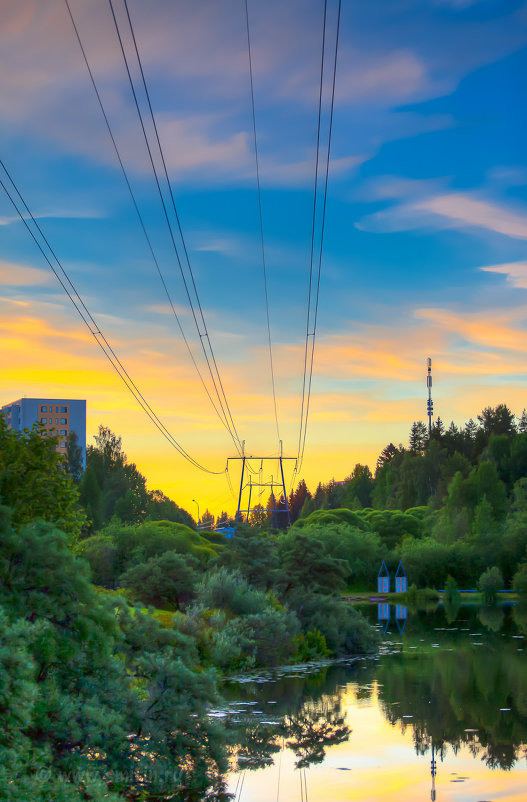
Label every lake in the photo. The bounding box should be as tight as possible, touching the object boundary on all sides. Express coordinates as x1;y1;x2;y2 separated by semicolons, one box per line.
218;602;527;801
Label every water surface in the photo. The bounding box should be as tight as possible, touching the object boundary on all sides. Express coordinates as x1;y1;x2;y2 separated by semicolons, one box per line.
220;603;527;801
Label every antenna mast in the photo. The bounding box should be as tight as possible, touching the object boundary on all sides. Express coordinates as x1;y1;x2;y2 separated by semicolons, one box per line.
427;357;433;433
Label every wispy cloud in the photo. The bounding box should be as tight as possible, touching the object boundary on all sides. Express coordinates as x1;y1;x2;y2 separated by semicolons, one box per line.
0;261;53;287
415;194;527;239
357;177;527;241
480;261;527;290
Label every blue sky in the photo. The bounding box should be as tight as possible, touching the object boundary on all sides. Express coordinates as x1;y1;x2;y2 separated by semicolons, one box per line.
1;0;526;513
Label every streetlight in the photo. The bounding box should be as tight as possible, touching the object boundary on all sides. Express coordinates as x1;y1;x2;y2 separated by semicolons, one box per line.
192;499;200;533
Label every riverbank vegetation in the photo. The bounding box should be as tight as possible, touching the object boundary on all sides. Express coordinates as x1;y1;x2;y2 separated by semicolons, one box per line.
0;415;377;801
3;403;527;798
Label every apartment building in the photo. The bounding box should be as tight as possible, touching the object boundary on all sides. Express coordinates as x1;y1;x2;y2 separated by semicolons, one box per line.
1;397;86;468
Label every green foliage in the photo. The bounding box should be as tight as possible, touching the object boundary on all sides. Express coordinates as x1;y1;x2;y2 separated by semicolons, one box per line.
65;430;83;482
292;628;331;662
288;592;379;656
478;566;504;603
80;425;196;532
399;584;440;608
512;564;527;597
277;529;349;595
120;550;200;610
77;519;219;586
360;509;422;549
292;523;382;588
293;507;371;531
0;415;85;543
444;574;460;605
0;505;228;800
228;527;280;589
195;567;267;616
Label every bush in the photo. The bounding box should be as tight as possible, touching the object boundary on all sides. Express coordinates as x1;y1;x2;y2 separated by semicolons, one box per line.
478;565;504;603
77;519;219;586
119;550;200;610
512;563;527;597
293;628;331;662
288;592;379;656
444;575;460;605
293;508;371;532
195;567;267;616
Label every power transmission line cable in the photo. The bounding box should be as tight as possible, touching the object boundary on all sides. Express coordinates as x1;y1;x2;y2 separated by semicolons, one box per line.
109;0;243;454
296;0;327;477
64;0;239;445
0;159;225;474
296;0;341;475
244;0;281;447
299;0;341;471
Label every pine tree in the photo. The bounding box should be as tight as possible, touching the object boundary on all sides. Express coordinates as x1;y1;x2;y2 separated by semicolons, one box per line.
409;421;428;454
518;409;527;434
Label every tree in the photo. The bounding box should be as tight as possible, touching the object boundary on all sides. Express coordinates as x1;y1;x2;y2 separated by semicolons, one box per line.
0;415;85;543
201;508;215;530
288;479;311;524
277;529;348;595
0;505;227;800
478;566;504;603
248;503;267;528
146;490;196;528
518;409;527;434
409;421;428;454
477;404;516;438
512;564;527;597
93;424;125;468
343;464;373;508
231;528;279;589
79;464;104;532
65;430;83;482
120;551;200;610
429;417;445;442
376;443;400;470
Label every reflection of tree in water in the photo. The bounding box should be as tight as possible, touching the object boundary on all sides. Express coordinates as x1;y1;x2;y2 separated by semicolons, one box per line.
378;629;527;771
478;604;504;632
284;694;351;769
234;723;282;771
226;678;351;773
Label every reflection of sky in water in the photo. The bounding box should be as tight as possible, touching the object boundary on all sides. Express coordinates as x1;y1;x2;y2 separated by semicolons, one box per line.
226;606;527;801
229;683;527;801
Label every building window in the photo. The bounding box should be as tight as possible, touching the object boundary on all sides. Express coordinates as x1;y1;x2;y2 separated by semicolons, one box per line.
61;442;67;448
61;418;67;424
41;406;47;412
40;418;47;424
61;406;67;413
60;429;67;436
55;406;58;412
55;418;58;424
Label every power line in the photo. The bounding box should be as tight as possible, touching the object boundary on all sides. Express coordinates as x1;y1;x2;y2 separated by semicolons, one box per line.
244;0;281;448
107;0;243;454
296;0;328;477
64;0;238;446
296;0;341;475
113;0;241;452
0;158;225;475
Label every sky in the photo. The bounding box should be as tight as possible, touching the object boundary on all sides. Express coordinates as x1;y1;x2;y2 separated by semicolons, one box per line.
1;0;527;517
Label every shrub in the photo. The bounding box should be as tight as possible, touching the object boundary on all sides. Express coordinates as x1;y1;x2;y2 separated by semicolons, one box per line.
293;628;331;662
478;565;504;603
512;563;527;597
444;575;460;605
195;567;267;616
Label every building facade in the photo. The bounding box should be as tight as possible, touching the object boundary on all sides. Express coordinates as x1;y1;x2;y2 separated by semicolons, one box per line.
1;397;86;468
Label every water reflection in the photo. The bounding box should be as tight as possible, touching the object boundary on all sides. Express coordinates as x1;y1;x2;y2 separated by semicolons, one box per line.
223;603;527;799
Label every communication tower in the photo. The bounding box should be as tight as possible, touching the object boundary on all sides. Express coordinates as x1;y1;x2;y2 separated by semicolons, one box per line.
426;357;433;433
